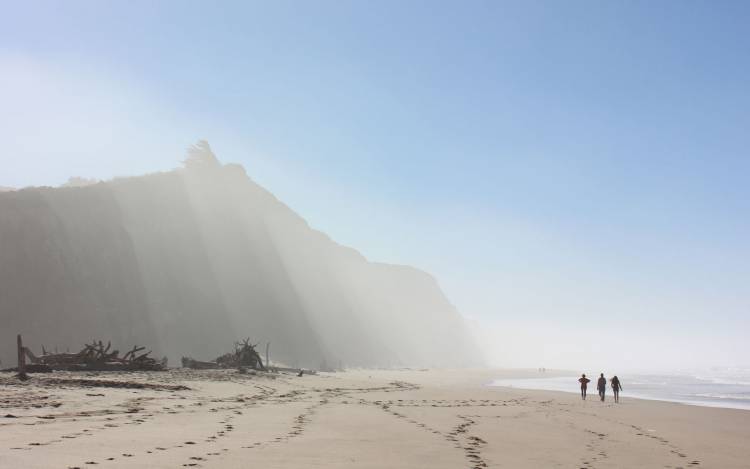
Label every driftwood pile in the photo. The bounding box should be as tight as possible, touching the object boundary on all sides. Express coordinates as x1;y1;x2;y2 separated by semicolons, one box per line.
24;340;166;371
182;338;266;371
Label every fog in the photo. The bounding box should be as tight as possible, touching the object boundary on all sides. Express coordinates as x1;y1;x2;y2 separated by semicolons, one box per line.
3;53;747;376
0;142;480;369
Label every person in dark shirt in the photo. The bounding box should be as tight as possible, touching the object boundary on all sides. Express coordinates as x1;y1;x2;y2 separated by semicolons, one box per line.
597;373;607;401
578;374;590;400
611;375;623;403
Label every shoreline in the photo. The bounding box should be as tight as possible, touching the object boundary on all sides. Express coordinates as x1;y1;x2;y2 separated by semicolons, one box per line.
1;368;749;468
490;372;750;411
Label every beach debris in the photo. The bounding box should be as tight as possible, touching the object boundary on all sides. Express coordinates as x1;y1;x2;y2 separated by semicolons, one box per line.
18;338;167;372
272;366;316;375
16;335;29;380
181;338;267;371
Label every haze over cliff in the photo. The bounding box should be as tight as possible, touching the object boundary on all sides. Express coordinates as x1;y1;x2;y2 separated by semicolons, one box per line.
0;142;480;368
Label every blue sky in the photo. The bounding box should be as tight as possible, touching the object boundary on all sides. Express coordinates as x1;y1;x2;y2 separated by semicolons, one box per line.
2;1;749;370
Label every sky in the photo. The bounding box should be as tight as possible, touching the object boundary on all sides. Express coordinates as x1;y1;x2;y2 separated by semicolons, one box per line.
1;0;749;372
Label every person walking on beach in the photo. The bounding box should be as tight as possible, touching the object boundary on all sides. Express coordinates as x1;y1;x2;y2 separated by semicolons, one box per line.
611;375;623;403
597;373;607;401
578;374;590;400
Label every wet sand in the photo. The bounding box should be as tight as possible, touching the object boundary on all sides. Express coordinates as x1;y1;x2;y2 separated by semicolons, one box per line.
1;368;748;468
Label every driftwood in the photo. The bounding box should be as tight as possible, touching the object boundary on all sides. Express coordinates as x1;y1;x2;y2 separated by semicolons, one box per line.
182;338;266;371
180;358;217;369
274;366;317;376
22;339;166;371
16;335;28;380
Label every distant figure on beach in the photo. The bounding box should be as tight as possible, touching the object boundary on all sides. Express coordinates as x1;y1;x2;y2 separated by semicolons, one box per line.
597;373;607;401
578;374;590;400
611;375;623;403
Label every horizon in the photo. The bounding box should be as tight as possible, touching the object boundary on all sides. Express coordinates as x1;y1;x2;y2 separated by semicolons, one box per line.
2;1;749;372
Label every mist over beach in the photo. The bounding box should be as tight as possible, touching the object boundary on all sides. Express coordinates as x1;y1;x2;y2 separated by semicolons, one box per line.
1;1;750;468
0;142;479;370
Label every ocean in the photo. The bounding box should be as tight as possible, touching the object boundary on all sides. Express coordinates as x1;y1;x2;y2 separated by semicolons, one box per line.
491;369;750;410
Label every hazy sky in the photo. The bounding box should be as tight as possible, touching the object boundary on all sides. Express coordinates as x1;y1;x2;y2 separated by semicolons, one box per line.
2;1;749;371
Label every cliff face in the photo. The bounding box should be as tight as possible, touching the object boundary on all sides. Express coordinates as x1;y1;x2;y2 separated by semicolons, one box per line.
0;147;481;368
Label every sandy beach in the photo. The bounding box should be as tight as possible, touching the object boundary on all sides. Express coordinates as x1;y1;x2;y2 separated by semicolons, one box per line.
1;368;748;469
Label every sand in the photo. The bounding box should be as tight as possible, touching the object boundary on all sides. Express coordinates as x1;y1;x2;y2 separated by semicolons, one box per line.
1;368;748;468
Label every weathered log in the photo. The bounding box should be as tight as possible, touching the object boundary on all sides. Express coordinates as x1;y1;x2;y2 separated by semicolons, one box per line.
24;346;42;364
17;335;28;380
181;357;220;369
23;339;164;371
181;337;267;371
123;346;145;361
274;367;317;375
